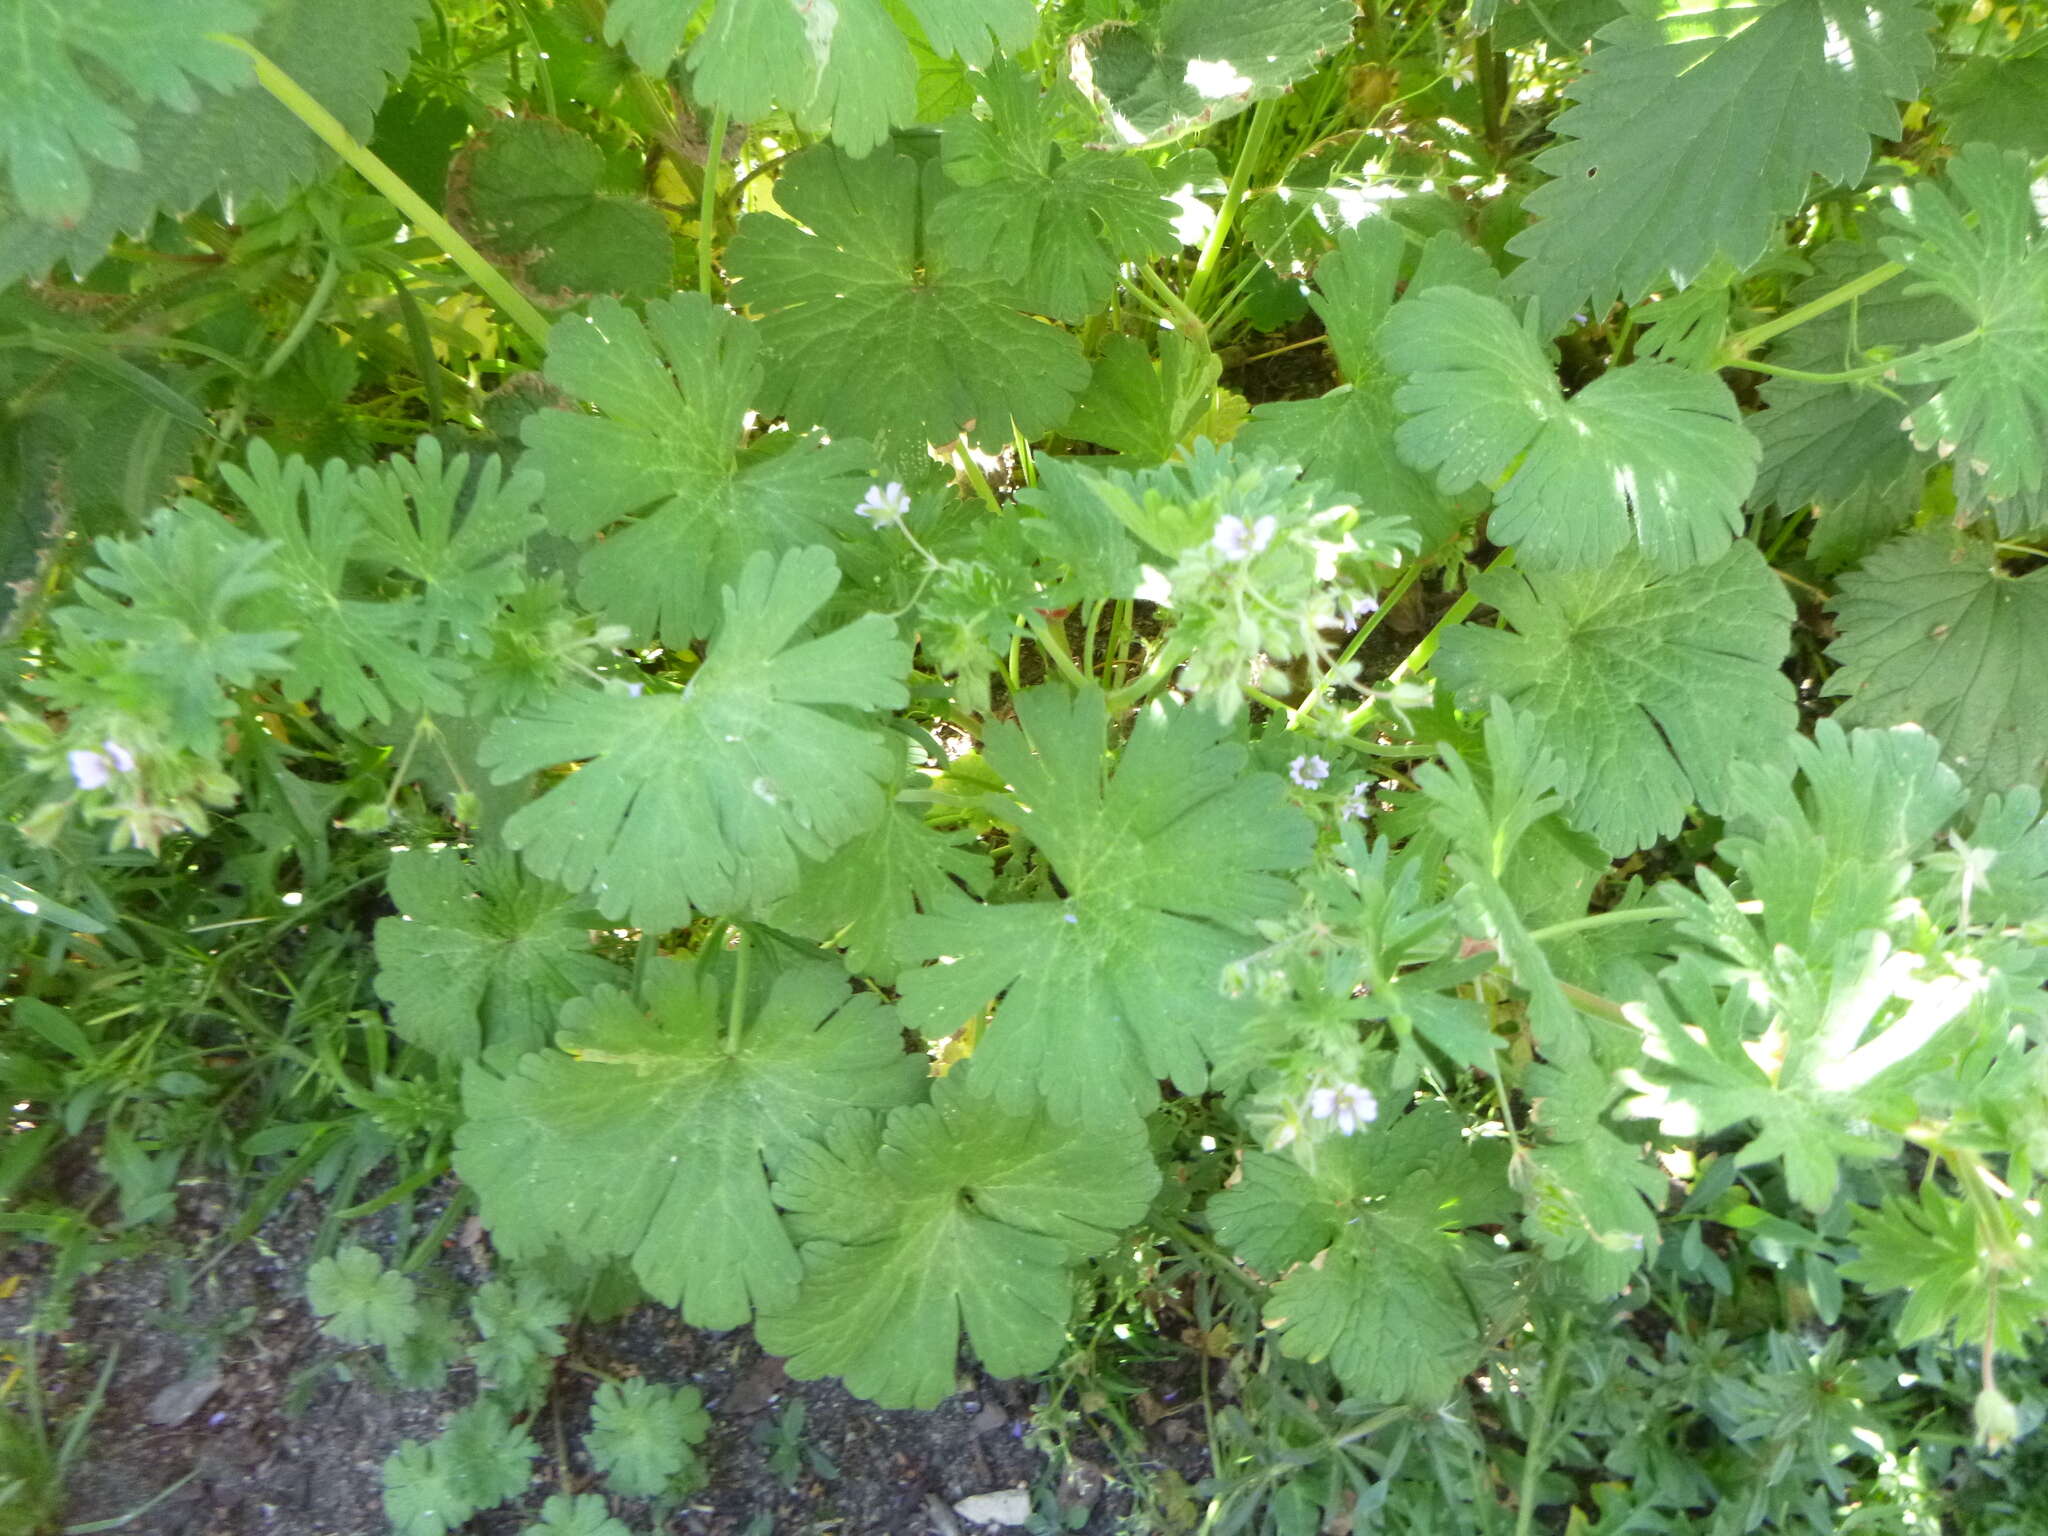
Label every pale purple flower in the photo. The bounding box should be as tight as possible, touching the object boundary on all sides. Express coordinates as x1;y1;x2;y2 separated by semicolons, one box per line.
1211;513;1276;561
1308;1083;1377;1136
1288;753;1330;790
102;739;136;773
1339;780;1371;821
855;482;912;527
67;749;111;791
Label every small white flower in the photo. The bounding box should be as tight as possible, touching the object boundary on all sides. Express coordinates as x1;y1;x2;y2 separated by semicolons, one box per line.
1347;593;1379;621
1307;1083;1377;1136
102;739;137;773
1339;780;1372;821
854;481;912;528
1288;753;1330;790
1210;513;1277;561
68;749;111;791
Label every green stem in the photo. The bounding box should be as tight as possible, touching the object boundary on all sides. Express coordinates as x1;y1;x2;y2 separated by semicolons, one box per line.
1513;1313;1575;1536
1137;263;1210;343
1342;549;1513;734
698;104;727;297
212;35;552;348
725;924;750;1055
1525;905;1692;943
259;252;342;379
1186;97;1279;319
1026;610;1093;690
1721;260;1905;360
1286;557;1428;730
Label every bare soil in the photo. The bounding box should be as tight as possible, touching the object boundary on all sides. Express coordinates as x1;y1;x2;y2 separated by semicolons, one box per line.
2;1176;1209;1536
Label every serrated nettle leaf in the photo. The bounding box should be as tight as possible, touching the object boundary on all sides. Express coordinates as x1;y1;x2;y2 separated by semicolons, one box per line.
454;955;924;1328
1435;543;1797;853
726;144;1088;451
523;295;873;647
481;547;911;930
1825;529;2048;794
0;0;432;284
222;441;468;729
932;65;1182;325
756;1064;1160;1409
448;116;671;302
1383;288;1757;571
897;685;1313;1122
1069;0;1356;147
1878;143;2048;512
1210;1104;1517;1404
0;0;258;224
1932;55;2048;158
1505;0;1934;322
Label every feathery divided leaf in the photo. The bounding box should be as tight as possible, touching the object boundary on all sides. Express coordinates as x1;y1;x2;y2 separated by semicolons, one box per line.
756;1065;1160;1409
454;957;924;1327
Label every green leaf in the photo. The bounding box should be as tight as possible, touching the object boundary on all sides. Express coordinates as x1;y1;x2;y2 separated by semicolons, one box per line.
726;145;1089;451
522;295;874;647
1716;721;1965;959
931;66;1180;324
0;0;432;283
608;0;1032;155
436;1402;535;1509
481;547;911;930
54;504;295;755
1933;55;2048;158
1209;1104;1516;1404
449;117;671;303
1383;288;1758;570
1623;934;1982;1211
1517;1058;1664;1296
1825;530;2048;793
522;1493;632;1536
374;848;620;1062
469;1275;570;1399
454;956;924;1328
585;1379;711;1498
1504;0;1935;321
223;442;466;729
1069;0;1356;147
764;796;992;983
306;1245;420;1352
1241;222;1499;551
382;1441;474;1536
1062;331;1222;463
897;686;1314;1122
1841;1180;2048;1352
1879;143;2048;513
756;1065;1159;1409
0;0;258;223
1434;543;1797;853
